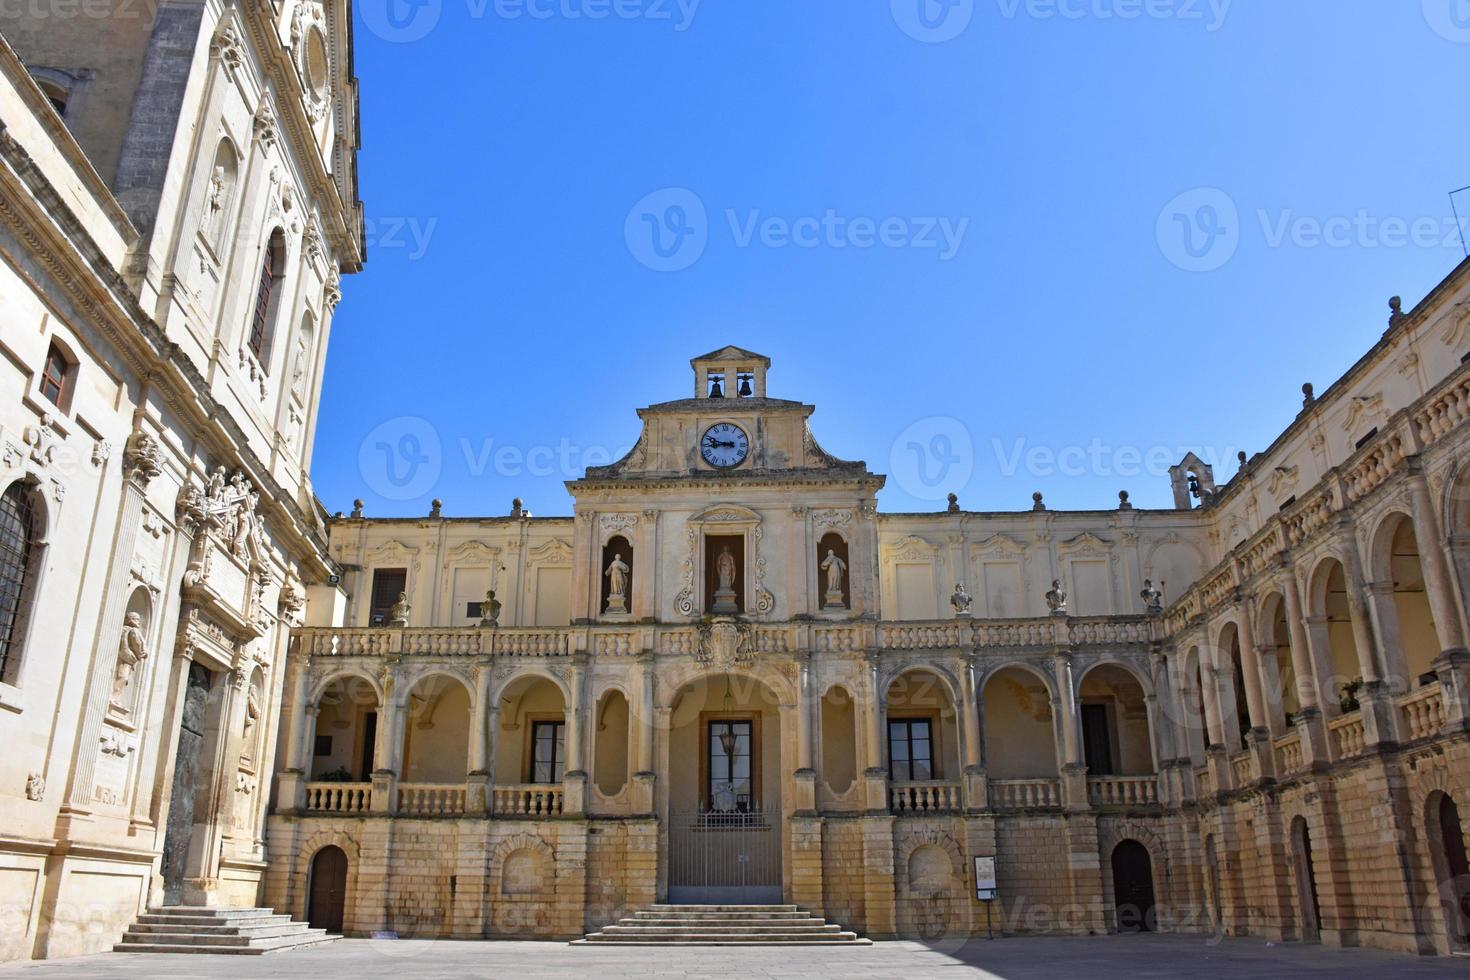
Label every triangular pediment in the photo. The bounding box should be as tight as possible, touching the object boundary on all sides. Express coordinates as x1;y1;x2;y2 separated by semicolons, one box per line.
690;345;770;366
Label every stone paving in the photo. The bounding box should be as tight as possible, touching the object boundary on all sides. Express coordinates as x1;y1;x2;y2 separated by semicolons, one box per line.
0;934;1467;979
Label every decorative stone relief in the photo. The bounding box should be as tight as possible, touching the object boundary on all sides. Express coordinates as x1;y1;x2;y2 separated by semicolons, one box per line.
25;772;44;801
253;102;279;149
696;619;755;670
110;612;149;709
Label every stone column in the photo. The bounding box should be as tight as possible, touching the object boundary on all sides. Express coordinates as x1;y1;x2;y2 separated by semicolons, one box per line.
1280;573;1321;712
792;653;816;815
1052;652;1087;809
1236;603;1273;782
861;651;889;811
562;654;588;815
960;656;987;811
1410;473;1470;655
466;664;493;815
60;433;160;817
371;682;402;815
632;651;656;814
274;655;314;812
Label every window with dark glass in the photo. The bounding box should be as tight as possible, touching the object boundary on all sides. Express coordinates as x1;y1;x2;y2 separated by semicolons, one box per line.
368;568;407;625
887;718;934;781
249;230;285;359
0;483;38;684
530;720;565;783
39;344;69;406
707;719;754;812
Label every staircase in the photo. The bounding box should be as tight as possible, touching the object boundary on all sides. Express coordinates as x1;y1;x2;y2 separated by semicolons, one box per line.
114;907;338;955
574;904;871;946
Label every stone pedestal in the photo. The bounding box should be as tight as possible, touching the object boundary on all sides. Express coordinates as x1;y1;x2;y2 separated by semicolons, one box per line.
1245;729;1274;783
276;769;308;813
1205;746;1231;795
631;771;655;815
371;771;397;814
962;766;988;812
1296;708;1331;769
711;589;738;614
1435;649;1470;731
466;771;491;815
863;768;890;812
823;590;845;610
1060;763;1089;811
791;768;817;815
1358;680;1400;747
562;770;587;816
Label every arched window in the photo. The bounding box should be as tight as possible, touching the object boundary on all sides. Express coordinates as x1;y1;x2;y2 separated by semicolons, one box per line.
248;229;287;362
0;482;41;684
39;341;73;407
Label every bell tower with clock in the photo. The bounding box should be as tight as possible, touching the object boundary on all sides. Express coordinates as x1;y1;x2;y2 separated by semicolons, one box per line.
566;346;884;624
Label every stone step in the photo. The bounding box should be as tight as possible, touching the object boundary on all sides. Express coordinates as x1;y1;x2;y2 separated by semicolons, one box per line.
600;924;845;935
644;904;800;912
617;919;833;928
128;921;304;938
137;913;294;928
146;907;283;919
114;933;337;955
120;927;329;947
629;911;817;920
576;933;869;945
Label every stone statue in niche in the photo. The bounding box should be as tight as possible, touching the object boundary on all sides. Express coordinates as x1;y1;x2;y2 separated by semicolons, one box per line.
1140;580;1165;616
390;591;411;627
25;772;45;802
479;590;501;628
111;612;148;707
604;554;630;613
1046;579;1068;616
712;546;739;614
242;684;261;749
291;337;308;397
820;549;847;609
950;583;973;617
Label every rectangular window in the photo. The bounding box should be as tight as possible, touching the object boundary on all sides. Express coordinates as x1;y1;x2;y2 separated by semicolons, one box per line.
249;252;273;357
887;718;934;782
1081;703;1114;776
40;346;67;405
706;719;754;812
369;568;407;625
530;720;565;783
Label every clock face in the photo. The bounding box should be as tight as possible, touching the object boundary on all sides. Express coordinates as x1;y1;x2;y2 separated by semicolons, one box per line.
700;423;750;469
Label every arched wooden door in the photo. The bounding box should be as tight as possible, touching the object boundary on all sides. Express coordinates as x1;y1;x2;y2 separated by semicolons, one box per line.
1437;794;1470;945
1111;840;1156;932
307;846;348;933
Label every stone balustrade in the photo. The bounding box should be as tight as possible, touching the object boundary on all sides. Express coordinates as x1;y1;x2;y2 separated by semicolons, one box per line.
990;778;1061;810
1230;752;1253;787
305;782;372;814
1086;775;1160;807
1329;712;1367;761
492;784;565;817
1274;731;1305;776
291;614;1155;661
888;780;963;814
397;783;467;817
1399;683;1446;742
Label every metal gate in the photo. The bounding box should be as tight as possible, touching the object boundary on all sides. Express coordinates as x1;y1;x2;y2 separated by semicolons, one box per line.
668;802;782;905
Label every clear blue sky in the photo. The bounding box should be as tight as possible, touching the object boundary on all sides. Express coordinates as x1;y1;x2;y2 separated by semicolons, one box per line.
314;0;1470;519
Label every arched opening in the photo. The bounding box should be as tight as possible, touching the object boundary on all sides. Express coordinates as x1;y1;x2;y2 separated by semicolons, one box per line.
1077;664;1154;776
401;674;471;783
1290;815;1322;941
592;688;629;799
1380;514;1441;688
203;138;239;249
1219;623;1251;749
0;480;45;687
1428;791;1470;949
248;228;287;363
816;532;850;611
1309;559;1362;714
310;675;381;782
820;684;857;798
496;674;567;787
307;845;348;934
666;672;783;904
981;666;1058;779
885;668;960;784
1111;839;1156;932
600;535;633;616
1260;593;1298;733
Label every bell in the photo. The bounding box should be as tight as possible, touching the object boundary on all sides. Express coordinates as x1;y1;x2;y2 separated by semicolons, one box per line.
738;376;753;398
709;378;724;398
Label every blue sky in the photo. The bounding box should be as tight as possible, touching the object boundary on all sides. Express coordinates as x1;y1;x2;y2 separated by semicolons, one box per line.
315;0;1470;519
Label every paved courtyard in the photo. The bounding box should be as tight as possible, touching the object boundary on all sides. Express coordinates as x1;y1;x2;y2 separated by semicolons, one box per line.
0;934;1467;979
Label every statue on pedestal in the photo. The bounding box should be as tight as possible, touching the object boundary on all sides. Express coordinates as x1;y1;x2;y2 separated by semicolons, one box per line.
712;546;739;614
1140;580;1165;616
950;583;973;617
480;590;501;628
820;549;847;609
605;554;630;613
390;591;411;627
1046;579;1068;616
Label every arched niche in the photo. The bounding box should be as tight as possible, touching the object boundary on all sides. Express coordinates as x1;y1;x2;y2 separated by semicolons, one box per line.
600;534;633;616
816;532;850;611
592;688;629;797
820;684;857;796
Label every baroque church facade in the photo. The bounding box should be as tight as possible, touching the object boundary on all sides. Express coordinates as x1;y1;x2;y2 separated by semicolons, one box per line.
0;0;361;961
2;1;1470;967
